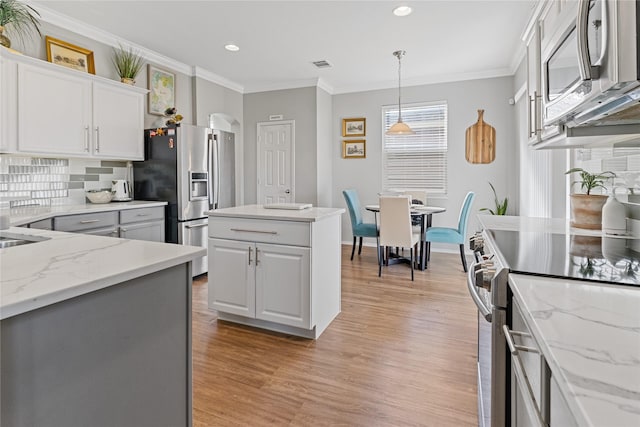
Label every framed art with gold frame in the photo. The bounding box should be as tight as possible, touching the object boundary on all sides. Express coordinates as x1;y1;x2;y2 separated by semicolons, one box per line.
342;118;366;137
342;139;366;159
45;36;95;74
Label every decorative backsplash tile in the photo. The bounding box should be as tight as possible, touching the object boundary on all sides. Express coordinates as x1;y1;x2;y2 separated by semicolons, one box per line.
0;155;127;207
575;147;640;194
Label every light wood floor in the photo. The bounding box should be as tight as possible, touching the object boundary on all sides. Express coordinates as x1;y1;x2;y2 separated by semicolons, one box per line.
192;245;478;426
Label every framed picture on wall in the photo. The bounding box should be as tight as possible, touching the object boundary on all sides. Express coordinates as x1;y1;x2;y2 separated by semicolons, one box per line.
342;118;366;137
45;36;95;74
342;140;366;159
148;64;176;115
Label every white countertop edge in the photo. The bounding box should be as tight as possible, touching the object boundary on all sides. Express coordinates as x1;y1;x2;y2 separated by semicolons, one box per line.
1;246;205;320
207;205;345;222
508;274;640;427
10;201;168;227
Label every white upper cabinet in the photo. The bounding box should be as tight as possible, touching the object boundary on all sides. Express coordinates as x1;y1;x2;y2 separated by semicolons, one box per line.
92;81;144;159
1;47;146;160
18;62;92;155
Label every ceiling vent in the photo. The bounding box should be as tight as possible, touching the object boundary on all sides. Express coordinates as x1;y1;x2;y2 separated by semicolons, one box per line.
312;60;332;69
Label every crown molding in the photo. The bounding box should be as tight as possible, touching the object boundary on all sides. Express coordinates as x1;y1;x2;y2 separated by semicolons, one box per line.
521;0;547;43
193;66;244;94
316;78;334;95
333;67;514;95
244;78;326;94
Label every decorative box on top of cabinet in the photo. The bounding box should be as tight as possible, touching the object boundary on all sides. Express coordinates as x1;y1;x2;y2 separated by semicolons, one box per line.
0;47;146;160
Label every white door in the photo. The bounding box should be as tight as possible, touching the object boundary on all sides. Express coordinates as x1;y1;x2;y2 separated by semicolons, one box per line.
208;238;256;318
92;82;144;160
17;63;91;155
255;243;310;329
257;121;294;204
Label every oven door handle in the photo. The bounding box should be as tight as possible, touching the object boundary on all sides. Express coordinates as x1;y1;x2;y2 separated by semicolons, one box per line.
467;262;492;322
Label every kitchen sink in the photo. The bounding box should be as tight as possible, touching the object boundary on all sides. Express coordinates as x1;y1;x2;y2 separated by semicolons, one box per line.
0;232;50;249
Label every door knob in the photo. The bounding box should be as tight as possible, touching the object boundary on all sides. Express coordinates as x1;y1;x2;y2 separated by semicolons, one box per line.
285;189;291;194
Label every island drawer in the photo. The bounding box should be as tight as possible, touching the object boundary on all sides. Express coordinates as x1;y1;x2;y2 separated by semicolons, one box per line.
120;207;164;224
55;211;118;232
209;217;310;247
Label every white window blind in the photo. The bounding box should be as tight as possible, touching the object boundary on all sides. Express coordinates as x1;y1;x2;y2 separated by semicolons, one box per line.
382;102;448;194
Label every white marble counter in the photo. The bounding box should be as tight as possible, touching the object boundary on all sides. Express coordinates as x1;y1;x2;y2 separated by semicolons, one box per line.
509;274;640;427
0;227;205;320
207;204;344;222
9;201;168;227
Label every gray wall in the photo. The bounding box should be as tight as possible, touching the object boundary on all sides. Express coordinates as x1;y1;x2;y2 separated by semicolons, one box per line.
316;87;333;207
243;86;318;205
332;76;518;248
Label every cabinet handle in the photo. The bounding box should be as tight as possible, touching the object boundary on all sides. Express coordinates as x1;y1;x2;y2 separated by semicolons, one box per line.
255;248;260;265
503;325;546;427
248;246;252;265
121;228;128;232
84;126;90;152
136;213;151;217
110;230;119;236
79;219;100;224
230;228;277;235
529;92;542;137
95;126;100;153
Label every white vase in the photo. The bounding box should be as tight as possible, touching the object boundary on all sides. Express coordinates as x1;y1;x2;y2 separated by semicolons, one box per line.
602;195;627;235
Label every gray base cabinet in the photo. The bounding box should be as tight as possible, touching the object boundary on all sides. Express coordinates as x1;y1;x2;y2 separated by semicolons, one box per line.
1;263;192;427
50;206;165;242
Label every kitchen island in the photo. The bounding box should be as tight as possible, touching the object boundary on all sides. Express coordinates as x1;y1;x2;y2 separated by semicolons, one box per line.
207;205;344;339
0;227;205;427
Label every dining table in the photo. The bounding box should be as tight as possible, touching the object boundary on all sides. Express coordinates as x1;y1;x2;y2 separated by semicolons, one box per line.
365;204;446;270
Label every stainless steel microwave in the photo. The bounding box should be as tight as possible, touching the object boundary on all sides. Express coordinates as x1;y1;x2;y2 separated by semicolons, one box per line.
541;0;640;128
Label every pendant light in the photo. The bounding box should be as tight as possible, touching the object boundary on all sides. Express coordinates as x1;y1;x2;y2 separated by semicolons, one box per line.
386;50;415;135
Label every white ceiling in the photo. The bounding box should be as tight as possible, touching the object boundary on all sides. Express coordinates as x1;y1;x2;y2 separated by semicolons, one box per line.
31;1;537;94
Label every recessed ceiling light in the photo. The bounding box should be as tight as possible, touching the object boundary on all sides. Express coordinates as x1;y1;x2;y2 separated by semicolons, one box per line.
393;6;412;17
225;44;240;52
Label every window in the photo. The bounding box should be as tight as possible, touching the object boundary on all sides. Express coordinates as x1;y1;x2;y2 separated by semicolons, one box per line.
382;101;448;194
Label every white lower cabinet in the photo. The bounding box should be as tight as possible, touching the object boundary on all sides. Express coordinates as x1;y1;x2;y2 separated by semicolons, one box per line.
208;212;342;339
209;238;310;328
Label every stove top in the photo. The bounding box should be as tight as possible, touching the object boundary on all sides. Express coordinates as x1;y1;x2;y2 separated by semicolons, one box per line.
486;230;640;286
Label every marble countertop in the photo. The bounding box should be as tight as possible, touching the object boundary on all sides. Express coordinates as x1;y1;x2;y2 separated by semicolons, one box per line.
509;274;640;427
9;201;168;227
0;227;205;320
207;204;345;222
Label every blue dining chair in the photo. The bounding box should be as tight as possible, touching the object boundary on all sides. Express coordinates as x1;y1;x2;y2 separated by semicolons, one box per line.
425;191;475;272
343;189;378;260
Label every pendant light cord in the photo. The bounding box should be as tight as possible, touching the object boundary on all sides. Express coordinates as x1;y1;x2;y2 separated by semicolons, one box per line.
397;53;402;122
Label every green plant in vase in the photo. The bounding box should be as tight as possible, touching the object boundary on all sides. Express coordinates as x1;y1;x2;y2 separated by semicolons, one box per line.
479;182;508;215
565;168;616;229
0;0;41;49
112;44;144;85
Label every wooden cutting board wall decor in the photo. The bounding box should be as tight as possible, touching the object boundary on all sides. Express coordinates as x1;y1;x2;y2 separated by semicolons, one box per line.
465;109;496;164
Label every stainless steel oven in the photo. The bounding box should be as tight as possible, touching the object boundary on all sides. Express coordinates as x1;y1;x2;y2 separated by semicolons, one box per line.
542;0;640;128
468;232;509;427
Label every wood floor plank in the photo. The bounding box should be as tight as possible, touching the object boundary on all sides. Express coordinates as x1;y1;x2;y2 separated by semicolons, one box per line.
192;245;478;426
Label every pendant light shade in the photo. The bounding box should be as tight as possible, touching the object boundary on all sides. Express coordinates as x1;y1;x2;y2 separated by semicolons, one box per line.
386;50;415;135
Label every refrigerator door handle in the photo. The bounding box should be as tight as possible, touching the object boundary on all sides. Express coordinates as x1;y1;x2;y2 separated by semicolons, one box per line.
213;134;220;209
207;133;215;209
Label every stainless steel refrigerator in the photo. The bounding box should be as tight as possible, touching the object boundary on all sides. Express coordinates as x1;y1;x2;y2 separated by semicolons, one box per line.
133;124;235;276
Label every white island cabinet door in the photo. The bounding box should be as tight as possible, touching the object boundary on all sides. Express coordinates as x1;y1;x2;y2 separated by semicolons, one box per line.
208;238;255;317
255;243;311;329
92;81;144;160
17;63;91;155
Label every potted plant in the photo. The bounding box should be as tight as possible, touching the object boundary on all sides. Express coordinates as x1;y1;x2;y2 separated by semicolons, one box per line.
479;182;508;215
0;0;41;49
112;44;144;85
566;167;615;229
